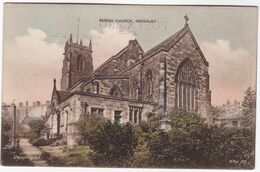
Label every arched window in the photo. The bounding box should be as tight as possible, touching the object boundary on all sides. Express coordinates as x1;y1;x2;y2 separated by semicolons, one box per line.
131;77;140;100
93;82;99;94
145;69;153;101
77;55;84;71
175;59;198;112
110;85;122;98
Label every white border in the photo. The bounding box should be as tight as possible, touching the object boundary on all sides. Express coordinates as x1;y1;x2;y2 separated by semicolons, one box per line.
0;1;259;172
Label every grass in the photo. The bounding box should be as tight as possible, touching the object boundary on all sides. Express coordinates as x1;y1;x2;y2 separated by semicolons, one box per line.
47;145;94;167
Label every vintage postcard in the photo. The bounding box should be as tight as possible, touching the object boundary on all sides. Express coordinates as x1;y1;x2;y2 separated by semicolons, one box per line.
1;3;257;169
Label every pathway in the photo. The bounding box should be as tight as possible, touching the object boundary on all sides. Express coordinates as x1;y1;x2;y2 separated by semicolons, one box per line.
19;138;48;166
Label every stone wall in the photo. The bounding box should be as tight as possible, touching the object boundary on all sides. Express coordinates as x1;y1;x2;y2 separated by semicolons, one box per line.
165;31;211;120
50;93;156;145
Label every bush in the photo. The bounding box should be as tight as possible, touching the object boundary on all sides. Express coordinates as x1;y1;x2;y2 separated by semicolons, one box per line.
75;115;107;145
89;122;138;167
147;109;255;169
32;138;49;147
76;116;138;167
28;119;46;140
41;151;51;160
1;117;12;147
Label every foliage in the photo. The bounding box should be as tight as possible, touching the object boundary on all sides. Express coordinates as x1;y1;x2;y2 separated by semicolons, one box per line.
28;119;46;140
32;138;50;147
1;117;12;147
74;115;107;145
75;115;138;167
1;147;34;166
47;145;93;167
90;122;137;166
147;108;255;169
210;105;224;118
241;87;256;130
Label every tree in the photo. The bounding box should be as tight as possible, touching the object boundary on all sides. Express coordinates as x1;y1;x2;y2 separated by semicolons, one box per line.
28;119;46;139
1;117;12;147
89;121;138;167
148;108;255;169
241;87;256;130
75;115;138;167
74;115;106;145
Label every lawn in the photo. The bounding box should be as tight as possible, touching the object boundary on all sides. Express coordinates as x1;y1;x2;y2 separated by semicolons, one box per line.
46;145;94;167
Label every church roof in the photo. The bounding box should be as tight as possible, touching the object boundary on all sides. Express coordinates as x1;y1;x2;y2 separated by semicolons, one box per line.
56;91;72;102
120;23;209;74
92;39;144;75
68;39;143;91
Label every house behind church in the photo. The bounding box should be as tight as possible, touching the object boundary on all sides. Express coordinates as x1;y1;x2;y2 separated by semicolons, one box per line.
48;20;212;145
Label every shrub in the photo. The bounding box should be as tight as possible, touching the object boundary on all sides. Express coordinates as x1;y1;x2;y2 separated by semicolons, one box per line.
146;109;255;169
75;115;138;166
28;119;46;140
32;138;49;147
41;151;51;160
75;115;107;145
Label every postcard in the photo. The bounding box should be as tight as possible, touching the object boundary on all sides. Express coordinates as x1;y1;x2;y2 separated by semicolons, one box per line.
1;3;257;169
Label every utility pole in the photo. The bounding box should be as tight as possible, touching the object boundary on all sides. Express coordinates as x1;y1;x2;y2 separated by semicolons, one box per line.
12;102;17;148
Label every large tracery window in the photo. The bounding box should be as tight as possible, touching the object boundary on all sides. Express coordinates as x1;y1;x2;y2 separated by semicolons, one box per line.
175;59;198;112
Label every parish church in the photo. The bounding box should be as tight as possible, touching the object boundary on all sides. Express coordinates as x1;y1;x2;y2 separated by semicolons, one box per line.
48;17;212;145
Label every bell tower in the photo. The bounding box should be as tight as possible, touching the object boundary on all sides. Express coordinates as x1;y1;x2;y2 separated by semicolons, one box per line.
61;34;93;91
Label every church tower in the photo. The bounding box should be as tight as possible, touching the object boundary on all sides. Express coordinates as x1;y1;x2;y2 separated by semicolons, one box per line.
61;34;93;91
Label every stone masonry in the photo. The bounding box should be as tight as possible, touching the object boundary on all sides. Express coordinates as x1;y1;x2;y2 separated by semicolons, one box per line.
47;20;212;145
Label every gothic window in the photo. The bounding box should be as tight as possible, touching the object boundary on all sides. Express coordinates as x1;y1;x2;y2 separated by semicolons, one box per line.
145;69;153;101
81;102;88;115
175;59;198;112
132;77;140;100
110;85;122;98
77;55;84;71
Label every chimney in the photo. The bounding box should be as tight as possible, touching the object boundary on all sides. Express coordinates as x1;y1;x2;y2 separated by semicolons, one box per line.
46;100;50;106
19;102;23;107
36;101;41;106
26;101;29;106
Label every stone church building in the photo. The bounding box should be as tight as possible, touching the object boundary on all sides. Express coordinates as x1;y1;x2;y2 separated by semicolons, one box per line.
47;19;212;145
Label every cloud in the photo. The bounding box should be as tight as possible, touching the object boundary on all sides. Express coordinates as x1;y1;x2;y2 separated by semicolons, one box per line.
3;26;135;104
90;24;136;68
200;39;256;105
3;28;63;104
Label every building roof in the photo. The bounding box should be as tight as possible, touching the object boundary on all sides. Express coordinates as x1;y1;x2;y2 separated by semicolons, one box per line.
53;22;209;104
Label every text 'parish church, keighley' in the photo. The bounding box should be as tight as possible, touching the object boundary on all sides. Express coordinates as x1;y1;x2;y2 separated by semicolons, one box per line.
48;16;212;145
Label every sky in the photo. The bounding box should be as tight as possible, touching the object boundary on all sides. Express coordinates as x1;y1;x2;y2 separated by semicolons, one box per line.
2;4;258;106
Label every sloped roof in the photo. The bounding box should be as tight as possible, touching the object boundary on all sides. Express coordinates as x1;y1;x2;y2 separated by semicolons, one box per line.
68;39;143;91
120;24;209;74
57;91;72;102
66;24;209;94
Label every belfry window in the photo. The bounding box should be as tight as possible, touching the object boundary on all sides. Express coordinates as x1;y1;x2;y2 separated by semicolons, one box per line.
175;59;198;112
77;55;84;71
